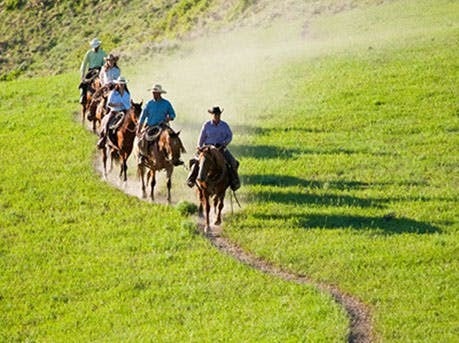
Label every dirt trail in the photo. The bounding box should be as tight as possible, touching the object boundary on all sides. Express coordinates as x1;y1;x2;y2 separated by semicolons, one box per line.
204;224;374;343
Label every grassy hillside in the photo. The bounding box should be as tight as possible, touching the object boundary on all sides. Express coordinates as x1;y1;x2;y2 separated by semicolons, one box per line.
0;0;384;81
0;0;241;80
1;0;458;341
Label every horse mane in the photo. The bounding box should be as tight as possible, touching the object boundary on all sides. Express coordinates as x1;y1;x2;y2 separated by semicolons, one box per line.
198;145;227;185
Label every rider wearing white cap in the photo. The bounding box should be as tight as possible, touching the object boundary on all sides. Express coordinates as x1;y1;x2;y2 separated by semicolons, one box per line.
97;76;131;149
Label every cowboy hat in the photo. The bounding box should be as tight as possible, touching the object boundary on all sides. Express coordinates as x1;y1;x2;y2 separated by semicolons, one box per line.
90;38;102;48
114;76;128;84
104;53;119;62
208;106;224;115
148;84;167;93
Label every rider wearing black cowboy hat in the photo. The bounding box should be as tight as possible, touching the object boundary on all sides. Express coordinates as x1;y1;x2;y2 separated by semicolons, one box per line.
186;106;240;191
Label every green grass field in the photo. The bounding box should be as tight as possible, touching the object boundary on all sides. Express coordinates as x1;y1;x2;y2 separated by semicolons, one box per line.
225;0;459;341
1;0;458;341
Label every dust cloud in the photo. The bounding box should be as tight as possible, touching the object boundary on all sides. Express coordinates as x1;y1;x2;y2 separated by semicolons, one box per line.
97;0;339;206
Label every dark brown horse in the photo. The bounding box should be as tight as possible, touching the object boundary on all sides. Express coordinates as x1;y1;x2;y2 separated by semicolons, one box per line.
80;71;101;126
87;86;109;133
136;126;186;202
101;100;143;181
195;145;230;233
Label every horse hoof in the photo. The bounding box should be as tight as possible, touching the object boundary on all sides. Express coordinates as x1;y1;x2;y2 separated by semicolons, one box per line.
214;219;221;226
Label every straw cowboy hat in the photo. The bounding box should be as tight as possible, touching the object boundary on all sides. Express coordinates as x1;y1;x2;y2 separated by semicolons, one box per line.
114;76;128;84
208;106;224;115
148;84;167;93
90;38;102;48
104;53;119;62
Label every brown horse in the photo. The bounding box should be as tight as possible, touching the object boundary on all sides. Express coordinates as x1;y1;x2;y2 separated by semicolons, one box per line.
136;126;186;202
80;70;101;126
101;100;143;181
87;87;109;133
195;145;230;233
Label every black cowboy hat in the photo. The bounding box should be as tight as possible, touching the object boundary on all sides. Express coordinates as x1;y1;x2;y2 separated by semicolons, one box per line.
208;106;224;115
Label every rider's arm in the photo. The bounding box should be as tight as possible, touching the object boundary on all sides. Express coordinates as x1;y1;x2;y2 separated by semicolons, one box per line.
221;122;233;147
167;101;176;121
197;122;208;148
137;105;149;133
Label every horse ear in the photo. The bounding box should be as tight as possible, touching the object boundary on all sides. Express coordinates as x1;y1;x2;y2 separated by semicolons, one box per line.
176;130;181;136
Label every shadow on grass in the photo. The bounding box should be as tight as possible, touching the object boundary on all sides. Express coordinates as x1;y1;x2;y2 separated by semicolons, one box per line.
231;143;392;159
250;189;383;208
252;213;441;235
244;174;373;190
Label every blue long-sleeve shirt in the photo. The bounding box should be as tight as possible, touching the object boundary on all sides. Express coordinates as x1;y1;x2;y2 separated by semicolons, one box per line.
198;120;232;147
107;89;131;112
139;98;176;127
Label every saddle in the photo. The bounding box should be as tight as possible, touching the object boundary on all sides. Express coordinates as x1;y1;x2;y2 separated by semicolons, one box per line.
144;125;164;142
108;111;125;132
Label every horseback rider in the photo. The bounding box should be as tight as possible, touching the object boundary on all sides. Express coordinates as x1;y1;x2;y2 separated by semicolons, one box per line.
136;84;176;161
79;38;107;104
186;106;241;191
99;53;121;89
97;76;131;149
91;53;121;117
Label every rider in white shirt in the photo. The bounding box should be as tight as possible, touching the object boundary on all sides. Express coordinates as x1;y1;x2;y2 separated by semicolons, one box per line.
97;76;131;149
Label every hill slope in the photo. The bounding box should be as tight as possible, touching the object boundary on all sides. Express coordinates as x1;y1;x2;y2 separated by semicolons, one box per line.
0;0;239;80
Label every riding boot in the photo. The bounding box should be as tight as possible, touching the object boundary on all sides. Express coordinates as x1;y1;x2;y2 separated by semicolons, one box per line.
97;122;109;149
228;165;241;191
186;160;198;188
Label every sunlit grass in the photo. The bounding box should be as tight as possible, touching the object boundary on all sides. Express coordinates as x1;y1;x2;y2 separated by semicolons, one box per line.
225;1;459;341
0;76;347;340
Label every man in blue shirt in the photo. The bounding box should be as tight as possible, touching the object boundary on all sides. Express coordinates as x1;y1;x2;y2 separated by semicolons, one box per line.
186;106;240;191
136;84;176;158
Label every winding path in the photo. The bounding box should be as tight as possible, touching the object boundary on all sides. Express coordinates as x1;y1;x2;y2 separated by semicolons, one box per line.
202;223;374;343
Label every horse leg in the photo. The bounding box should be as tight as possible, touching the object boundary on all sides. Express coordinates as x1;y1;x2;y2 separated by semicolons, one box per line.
204;194;211;233
215;194;225;226
102;147;108;179
138;165;147;198
197;188;205;218
119;156;127;182
166;168;172;204
81;105;86;125
213;196;218;215
150;170;156;201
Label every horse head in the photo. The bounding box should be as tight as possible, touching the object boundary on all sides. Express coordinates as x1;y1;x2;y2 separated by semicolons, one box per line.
130;100;143;122
197;145;226;184
159;127;186;166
